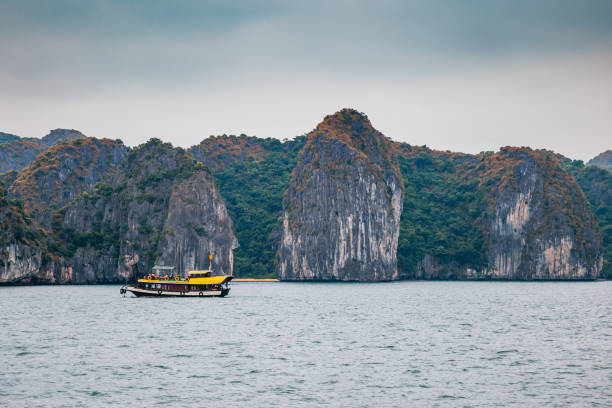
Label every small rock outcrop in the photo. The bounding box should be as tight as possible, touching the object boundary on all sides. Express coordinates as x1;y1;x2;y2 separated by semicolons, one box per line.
189;135;267;171
40;129;86;146
276;109;403;281
588;150;612;172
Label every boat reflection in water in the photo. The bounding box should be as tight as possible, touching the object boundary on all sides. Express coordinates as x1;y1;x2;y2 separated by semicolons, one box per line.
120;254;232;298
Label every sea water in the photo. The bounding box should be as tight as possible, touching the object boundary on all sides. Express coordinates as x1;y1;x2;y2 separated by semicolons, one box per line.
1;281;610;407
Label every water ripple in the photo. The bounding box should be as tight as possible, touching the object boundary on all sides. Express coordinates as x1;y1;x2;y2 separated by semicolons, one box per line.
0;281;610;407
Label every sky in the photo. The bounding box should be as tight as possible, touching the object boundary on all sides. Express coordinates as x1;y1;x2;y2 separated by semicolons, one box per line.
1;0;611;161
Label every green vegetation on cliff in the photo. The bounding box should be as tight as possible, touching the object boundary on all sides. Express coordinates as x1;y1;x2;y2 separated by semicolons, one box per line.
396;147;487;277
1;120;608;281
0;132;21;144
561;159;612;278
194;136;307;278
0;129;88;173
0;187;43;248
0;140;47;173
396;145;604;278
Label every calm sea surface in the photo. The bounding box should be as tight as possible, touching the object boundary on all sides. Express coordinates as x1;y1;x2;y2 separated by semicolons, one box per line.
0;282;610;407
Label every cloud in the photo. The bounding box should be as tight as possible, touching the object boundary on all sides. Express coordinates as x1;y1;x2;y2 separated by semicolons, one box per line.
2;0;612;86
0;0;611;160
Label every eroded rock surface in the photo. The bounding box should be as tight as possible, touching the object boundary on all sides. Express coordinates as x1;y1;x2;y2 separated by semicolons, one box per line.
1;139;237;284
277;109;403;281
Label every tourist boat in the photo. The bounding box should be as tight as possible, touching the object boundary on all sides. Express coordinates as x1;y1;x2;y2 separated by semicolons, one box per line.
120;255;232;297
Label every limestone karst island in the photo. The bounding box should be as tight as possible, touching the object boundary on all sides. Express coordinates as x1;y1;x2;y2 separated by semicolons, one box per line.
2;1;612;406
1;109;610;284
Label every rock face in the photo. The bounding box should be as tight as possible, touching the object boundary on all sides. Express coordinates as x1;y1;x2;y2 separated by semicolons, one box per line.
482;148;601;279
1;139;237;284
159;172;237;276
0;243;43;284
276;109;403;281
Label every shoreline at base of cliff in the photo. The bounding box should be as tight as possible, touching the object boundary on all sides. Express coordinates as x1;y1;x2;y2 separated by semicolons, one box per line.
0;278;608;286
232;278;279;282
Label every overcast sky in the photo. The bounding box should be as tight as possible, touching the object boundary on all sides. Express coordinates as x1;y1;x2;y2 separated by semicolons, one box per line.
1;0;611;160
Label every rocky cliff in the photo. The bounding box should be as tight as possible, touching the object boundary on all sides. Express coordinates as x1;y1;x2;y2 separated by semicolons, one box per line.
158;171;237;276
480;148;601;279
276;109;403;281
395;146;602;280
1;139;237;284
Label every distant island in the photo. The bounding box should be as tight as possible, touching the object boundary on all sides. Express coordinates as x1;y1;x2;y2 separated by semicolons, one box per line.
1;109;610;284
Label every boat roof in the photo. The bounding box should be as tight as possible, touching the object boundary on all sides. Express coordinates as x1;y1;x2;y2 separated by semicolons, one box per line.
188;270;211;275
189;276;232;284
